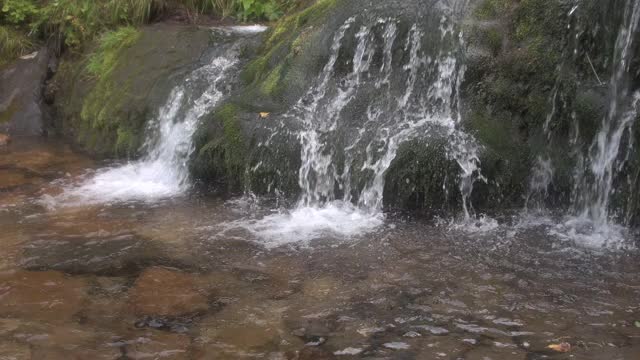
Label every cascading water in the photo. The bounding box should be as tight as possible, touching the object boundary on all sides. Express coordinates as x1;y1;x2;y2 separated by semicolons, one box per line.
525;156;555;213
47;28;259;206
554;0;640;246
239;13;484;245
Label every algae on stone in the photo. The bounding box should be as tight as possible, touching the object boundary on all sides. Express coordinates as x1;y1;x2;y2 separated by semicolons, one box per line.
52;25;212;158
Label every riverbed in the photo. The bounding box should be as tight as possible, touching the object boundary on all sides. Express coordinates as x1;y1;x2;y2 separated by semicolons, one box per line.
1;138;639;359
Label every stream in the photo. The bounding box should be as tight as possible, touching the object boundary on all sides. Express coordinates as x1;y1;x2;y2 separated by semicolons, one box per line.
1;1;640;359
0;138;639;359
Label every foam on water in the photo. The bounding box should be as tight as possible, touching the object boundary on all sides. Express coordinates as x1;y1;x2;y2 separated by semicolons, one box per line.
222;201;384;248
227;25;269;33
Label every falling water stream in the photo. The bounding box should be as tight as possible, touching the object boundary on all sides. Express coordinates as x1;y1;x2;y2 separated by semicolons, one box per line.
543;0;640;247
45;28;259;206
236;14;485;245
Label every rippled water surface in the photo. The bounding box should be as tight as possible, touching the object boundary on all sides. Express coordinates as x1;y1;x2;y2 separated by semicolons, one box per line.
1;139;640;359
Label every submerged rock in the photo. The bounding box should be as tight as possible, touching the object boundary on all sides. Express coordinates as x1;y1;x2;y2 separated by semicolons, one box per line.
20;234;168;276
0;271;87;321
0;133;10;146
0;342;31;360
129;267;210;317
125;330;191;360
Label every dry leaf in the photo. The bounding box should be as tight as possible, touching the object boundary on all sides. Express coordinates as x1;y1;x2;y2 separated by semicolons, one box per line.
259;112;270;119
547;342;571;352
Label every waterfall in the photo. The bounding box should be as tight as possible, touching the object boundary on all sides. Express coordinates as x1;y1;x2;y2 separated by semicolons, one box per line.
525;156;555;212
573;0;640;228
241;13;482;245
49;29;255;206
294;15;473;212
538;0;640;246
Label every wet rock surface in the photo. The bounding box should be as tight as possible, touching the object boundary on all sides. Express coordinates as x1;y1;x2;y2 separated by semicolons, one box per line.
0;48;51;136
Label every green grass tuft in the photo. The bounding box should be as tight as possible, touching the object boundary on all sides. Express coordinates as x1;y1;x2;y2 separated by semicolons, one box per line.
86;26;140;79
0;25;34;67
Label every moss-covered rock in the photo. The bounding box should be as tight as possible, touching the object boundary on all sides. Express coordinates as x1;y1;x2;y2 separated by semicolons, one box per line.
462;0;640;224
383;140;460;214
462;0;585;209
52;24;213;158
191;0;341;195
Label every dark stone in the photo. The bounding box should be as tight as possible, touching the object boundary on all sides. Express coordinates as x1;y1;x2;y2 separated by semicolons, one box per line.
20;234;180;276
0;48;51;136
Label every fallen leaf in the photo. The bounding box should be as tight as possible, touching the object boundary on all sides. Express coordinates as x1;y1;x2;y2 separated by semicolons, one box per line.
547;342;571;352
634;320;640;328
259;112;270;119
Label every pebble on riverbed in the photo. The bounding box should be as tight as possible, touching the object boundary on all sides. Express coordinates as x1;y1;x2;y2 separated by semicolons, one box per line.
0;134;10;147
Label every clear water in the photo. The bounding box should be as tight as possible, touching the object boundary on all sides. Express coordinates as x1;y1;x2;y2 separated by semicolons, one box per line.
1;139;639;359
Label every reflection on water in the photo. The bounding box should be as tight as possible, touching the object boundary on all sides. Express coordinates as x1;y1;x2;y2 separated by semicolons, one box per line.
1;139;640;359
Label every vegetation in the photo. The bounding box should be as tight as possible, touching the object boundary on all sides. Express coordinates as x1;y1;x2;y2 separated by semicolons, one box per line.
0;0;301;66
86;26;140;79
0;24;32;66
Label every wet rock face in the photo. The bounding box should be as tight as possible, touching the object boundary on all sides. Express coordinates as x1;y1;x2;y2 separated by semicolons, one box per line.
190;0;466;203
129;267;210;317
0;48;51;136
52;25;215;158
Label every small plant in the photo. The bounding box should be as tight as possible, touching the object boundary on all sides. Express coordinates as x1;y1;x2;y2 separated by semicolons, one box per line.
236;0;282;21
0;25;33;66
1;0;38;25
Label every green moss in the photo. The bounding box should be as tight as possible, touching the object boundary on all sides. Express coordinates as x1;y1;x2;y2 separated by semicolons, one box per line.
0;99;20;124
194;103;248;189
266;0;336;48
115;126;138;157
475;0;510;19
73;27;143;155
220;104;247;174
484;28;502;55
260;64;285;95
383;140;460;212
86;27;140;79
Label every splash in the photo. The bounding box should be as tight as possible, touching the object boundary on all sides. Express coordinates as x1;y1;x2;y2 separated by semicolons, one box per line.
48;41;241;206
563;0;640;246
242;14;480;243
233;201;385;248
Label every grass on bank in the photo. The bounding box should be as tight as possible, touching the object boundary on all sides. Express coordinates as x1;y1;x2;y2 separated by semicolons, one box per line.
0;0;299;65
0;25;32;66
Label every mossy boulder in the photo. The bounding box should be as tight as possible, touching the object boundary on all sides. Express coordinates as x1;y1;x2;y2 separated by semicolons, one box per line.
191;0;343;196
52;24;214;158
383;139;461;214
461;0;571;208
462;0;640;224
